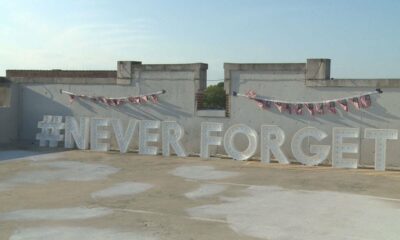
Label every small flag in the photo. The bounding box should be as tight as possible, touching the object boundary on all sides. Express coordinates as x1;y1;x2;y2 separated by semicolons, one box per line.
245;90;257;99
117;99;127;105
106;99;115;106
274;102;283;112
128;97;140;104
327;102;337;114
284;103;292;114
150;95;158;103
360;95;371;108
295;104;303;115
98;96;108;104
315;103;324;114
128;97;135;103
265;101;272;109
306;104;315;115
255;100;264;109
68;94;75;104
350;97;360;109
140;96;148;103
337;100;349;112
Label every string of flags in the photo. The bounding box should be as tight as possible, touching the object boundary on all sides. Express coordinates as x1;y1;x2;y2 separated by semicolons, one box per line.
60;89;166;106
233;89;382;115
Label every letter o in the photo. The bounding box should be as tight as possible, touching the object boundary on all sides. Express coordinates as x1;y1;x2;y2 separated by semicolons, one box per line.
223;124;258;161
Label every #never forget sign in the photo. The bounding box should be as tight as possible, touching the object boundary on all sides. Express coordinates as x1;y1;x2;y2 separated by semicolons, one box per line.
36;115;398;171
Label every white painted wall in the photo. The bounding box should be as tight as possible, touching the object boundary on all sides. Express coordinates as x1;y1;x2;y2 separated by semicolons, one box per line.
16;70;227;155
0;85;18;145
5;62;400;168
228;70;400;168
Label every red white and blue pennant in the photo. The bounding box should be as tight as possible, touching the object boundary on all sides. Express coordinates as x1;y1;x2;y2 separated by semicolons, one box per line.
233;89;381;115
60;89;166;106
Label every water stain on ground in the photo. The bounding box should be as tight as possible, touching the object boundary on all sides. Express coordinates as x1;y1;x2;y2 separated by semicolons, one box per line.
187;185;400;240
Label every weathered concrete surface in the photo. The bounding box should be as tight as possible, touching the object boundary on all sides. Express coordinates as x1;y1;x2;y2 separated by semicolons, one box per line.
0;150;400;239
306;58;331;80
0;85;18;145
0;77;11;107
228;69;400;168
306;78;400;87
5;59;400;168
6;70;117;84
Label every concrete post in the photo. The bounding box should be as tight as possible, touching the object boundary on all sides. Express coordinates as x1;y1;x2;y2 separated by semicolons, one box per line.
117;61;142;85
0;78;11;107
306;59;331;80
193;63;208;91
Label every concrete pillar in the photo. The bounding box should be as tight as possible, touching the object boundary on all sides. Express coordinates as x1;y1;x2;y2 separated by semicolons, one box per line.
117;61;142;85
193;63;208;92
306;59;331;80
0;78;11;107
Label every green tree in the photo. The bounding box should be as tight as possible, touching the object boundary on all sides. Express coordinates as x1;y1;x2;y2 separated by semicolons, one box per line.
203;82;226;109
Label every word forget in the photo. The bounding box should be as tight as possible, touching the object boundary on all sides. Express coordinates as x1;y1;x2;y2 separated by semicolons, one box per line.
36;115;398;171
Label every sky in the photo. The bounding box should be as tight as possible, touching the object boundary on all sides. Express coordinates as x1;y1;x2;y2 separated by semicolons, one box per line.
1;0;400;82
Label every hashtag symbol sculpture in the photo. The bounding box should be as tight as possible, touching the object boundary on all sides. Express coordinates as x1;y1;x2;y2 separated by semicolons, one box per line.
36;115;65;147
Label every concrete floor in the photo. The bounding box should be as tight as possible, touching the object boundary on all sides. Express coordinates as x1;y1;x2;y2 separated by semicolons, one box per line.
0;150;400;240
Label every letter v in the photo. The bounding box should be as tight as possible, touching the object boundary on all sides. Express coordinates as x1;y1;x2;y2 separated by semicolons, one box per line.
111;119;138;153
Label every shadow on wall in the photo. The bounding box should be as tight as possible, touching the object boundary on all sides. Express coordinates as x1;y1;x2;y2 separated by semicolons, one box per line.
312;88;400;127
73;98;192;121
242;89;399;128
19;87;73;144
21;85;193;144
77;80;193;120
0;78;11;107
115;101;191;120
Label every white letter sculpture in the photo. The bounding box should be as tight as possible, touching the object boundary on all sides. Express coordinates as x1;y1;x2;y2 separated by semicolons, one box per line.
36;115;65;147
291;127;330;166
139;120;160;155
332;127;359;168
260;125;289;164
365;128;398;171
162;121;187;157
90;118;111;152
111;119;138;153
64;116;90;150
223;124;258;161
200;122;223;159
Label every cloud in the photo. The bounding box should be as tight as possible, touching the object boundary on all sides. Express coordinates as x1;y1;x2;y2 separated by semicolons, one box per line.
0;10;157;74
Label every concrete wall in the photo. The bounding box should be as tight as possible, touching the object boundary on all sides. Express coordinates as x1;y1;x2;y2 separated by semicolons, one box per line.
0;83;18;145
4;59;400;168
5;64;228;155
0;77;11;107
225;62;400;168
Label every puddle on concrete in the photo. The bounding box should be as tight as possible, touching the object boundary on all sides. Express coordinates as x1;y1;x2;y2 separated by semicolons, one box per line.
0;160;119;192
0;207;112;221
0;182;12;192
170;165;239;180
187;186;400;240
0;150;66;162
185;184;227;199
91;182;153;199
35;161;120;181
9;226;158;240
